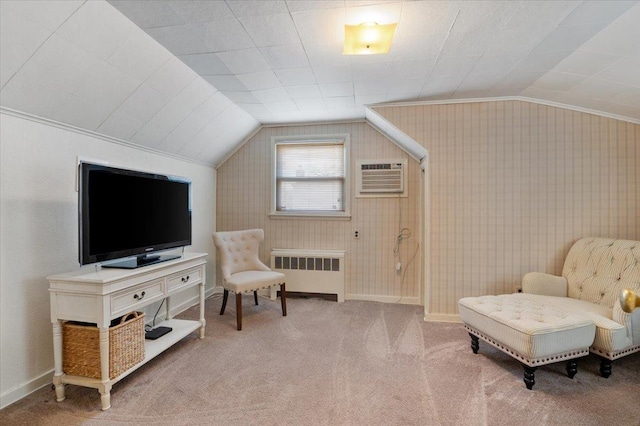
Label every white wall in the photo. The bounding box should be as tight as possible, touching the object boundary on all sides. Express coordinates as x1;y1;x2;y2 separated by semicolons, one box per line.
0;111;217;408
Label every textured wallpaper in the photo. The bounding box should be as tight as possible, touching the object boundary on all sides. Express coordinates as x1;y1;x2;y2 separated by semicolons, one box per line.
216;122;422;304
376;100;640;318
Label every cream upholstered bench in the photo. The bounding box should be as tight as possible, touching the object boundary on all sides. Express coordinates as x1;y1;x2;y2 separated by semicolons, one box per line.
458;294;596;389
458;237;640;388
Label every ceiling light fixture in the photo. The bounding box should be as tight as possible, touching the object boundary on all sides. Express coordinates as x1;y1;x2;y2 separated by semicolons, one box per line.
343;22;398;55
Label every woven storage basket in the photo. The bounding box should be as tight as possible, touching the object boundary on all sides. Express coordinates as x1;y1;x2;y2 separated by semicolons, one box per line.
63;311;145;379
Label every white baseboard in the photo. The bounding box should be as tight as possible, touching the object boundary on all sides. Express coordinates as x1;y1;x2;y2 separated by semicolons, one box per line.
1;370;52;410
346;294;421;305
423;313;462;323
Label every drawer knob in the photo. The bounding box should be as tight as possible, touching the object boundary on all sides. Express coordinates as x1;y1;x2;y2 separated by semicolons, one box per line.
181;276;190;283
134;291;146;301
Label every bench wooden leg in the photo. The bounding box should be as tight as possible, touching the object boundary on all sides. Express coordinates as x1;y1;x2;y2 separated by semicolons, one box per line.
469;333;479;354
566;360;578;379
523;365;537;390
254;291;258;306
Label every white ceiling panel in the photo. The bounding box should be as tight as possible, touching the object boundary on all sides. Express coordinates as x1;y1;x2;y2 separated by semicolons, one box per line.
291;7;345;46
313;65;353;84
319;82;354;98
253;87;291;104
237;70;281;91
0;2;53;88
74;62;141;112
204;75;247;92
286;85;322;99
304;42;352;67
597;56;640;87
240;13;299;47
146;57;198;99
107;34;172;81
532;24;606;53
0;74;72;118
274;67;317;86
97;111;144;141
260;44;310;69
15;34;103;95
193;19;254;52
528;71;588;92
560;1;637;26
56;0;138;61
167;0;235;24
53;95;113;131
108;0;184;29
178;53;232;76
145;24;211;55
113;84;170;124
552;50;620;76
397;1;461;37
217;48;271;74
294;98;326;110
227;0;289;17
1;0;638;168
2;0;84;32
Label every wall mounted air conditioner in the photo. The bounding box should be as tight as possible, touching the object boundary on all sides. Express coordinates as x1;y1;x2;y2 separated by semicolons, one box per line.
356;159;407;198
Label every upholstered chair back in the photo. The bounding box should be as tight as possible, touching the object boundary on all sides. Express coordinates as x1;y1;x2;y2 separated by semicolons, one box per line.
563;237;640;308
212;229;271;280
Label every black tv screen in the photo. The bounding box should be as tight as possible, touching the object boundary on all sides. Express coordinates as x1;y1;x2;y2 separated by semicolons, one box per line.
79;163;192;268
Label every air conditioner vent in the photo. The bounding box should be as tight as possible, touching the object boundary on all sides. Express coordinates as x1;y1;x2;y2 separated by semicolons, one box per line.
357;160;407;196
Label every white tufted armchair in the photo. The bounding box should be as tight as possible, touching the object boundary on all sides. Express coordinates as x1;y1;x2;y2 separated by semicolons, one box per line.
212;229;286;330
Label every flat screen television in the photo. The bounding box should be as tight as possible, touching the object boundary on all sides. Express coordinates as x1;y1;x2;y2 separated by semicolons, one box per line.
79;162;192;269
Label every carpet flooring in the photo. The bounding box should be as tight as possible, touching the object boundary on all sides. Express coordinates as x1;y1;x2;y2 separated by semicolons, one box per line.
1;295;639;425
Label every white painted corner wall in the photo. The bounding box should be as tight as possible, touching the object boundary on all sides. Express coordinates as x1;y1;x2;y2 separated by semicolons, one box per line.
0;111;217;408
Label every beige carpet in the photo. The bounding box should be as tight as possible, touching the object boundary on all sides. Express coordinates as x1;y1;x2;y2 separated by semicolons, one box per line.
2;295;639;426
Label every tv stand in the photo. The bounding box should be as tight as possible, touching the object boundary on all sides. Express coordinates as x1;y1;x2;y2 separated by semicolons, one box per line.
48;252;207;410
102;253;181;269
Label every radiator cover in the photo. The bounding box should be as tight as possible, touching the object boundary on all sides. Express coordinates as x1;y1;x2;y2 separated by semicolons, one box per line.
270;249;345;302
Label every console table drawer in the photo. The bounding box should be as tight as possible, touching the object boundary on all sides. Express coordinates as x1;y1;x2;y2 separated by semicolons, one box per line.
167;266;202;293
111;279;164;317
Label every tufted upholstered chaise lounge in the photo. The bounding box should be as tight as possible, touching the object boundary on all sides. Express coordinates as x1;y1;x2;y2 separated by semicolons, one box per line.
459;237;640;389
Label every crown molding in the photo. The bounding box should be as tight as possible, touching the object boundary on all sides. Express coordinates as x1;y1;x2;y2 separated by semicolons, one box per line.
368;96;640;125
0;107;216;168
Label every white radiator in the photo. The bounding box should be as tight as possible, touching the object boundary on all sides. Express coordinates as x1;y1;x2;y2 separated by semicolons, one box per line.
270;249;345;302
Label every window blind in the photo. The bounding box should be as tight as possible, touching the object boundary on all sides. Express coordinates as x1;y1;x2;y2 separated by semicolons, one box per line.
275;143;345;212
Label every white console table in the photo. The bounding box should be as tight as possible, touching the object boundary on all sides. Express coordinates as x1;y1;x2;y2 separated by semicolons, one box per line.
48;252;207;410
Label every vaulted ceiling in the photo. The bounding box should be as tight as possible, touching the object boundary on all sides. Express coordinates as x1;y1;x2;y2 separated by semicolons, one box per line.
1;1;638;166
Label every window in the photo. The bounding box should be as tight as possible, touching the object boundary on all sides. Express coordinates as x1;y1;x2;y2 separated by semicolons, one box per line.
271;135;350;218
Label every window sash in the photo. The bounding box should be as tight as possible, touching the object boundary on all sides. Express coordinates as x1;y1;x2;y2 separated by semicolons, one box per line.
275;141;346;214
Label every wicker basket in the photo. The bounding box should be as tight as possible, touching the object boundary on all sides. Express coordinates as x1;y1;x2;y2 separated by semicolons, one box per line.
63;311;145;379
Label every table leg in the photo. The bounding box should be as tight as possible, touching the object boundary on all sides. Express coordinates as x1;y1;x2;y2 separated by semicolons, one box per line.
199;281;206;339
166;296;173;320
99;327;111;410
98;383;112;410
52;320;66;402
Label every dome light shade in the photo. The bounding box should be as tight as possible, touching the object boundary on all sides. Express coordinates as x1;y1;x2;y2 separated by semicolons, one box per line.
343;22;397;55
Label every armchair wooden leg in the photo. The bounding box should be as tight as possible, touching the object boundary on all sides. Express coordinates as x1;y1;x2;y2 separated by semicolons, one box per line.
280;283;287;316
220;289;229;315
254;291;259;306
236;292;242;331
523;364;537;390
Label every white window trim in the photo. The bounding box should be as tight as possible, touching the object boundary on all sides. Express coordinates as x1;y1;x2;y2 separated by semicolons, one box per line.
270;134;351;219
